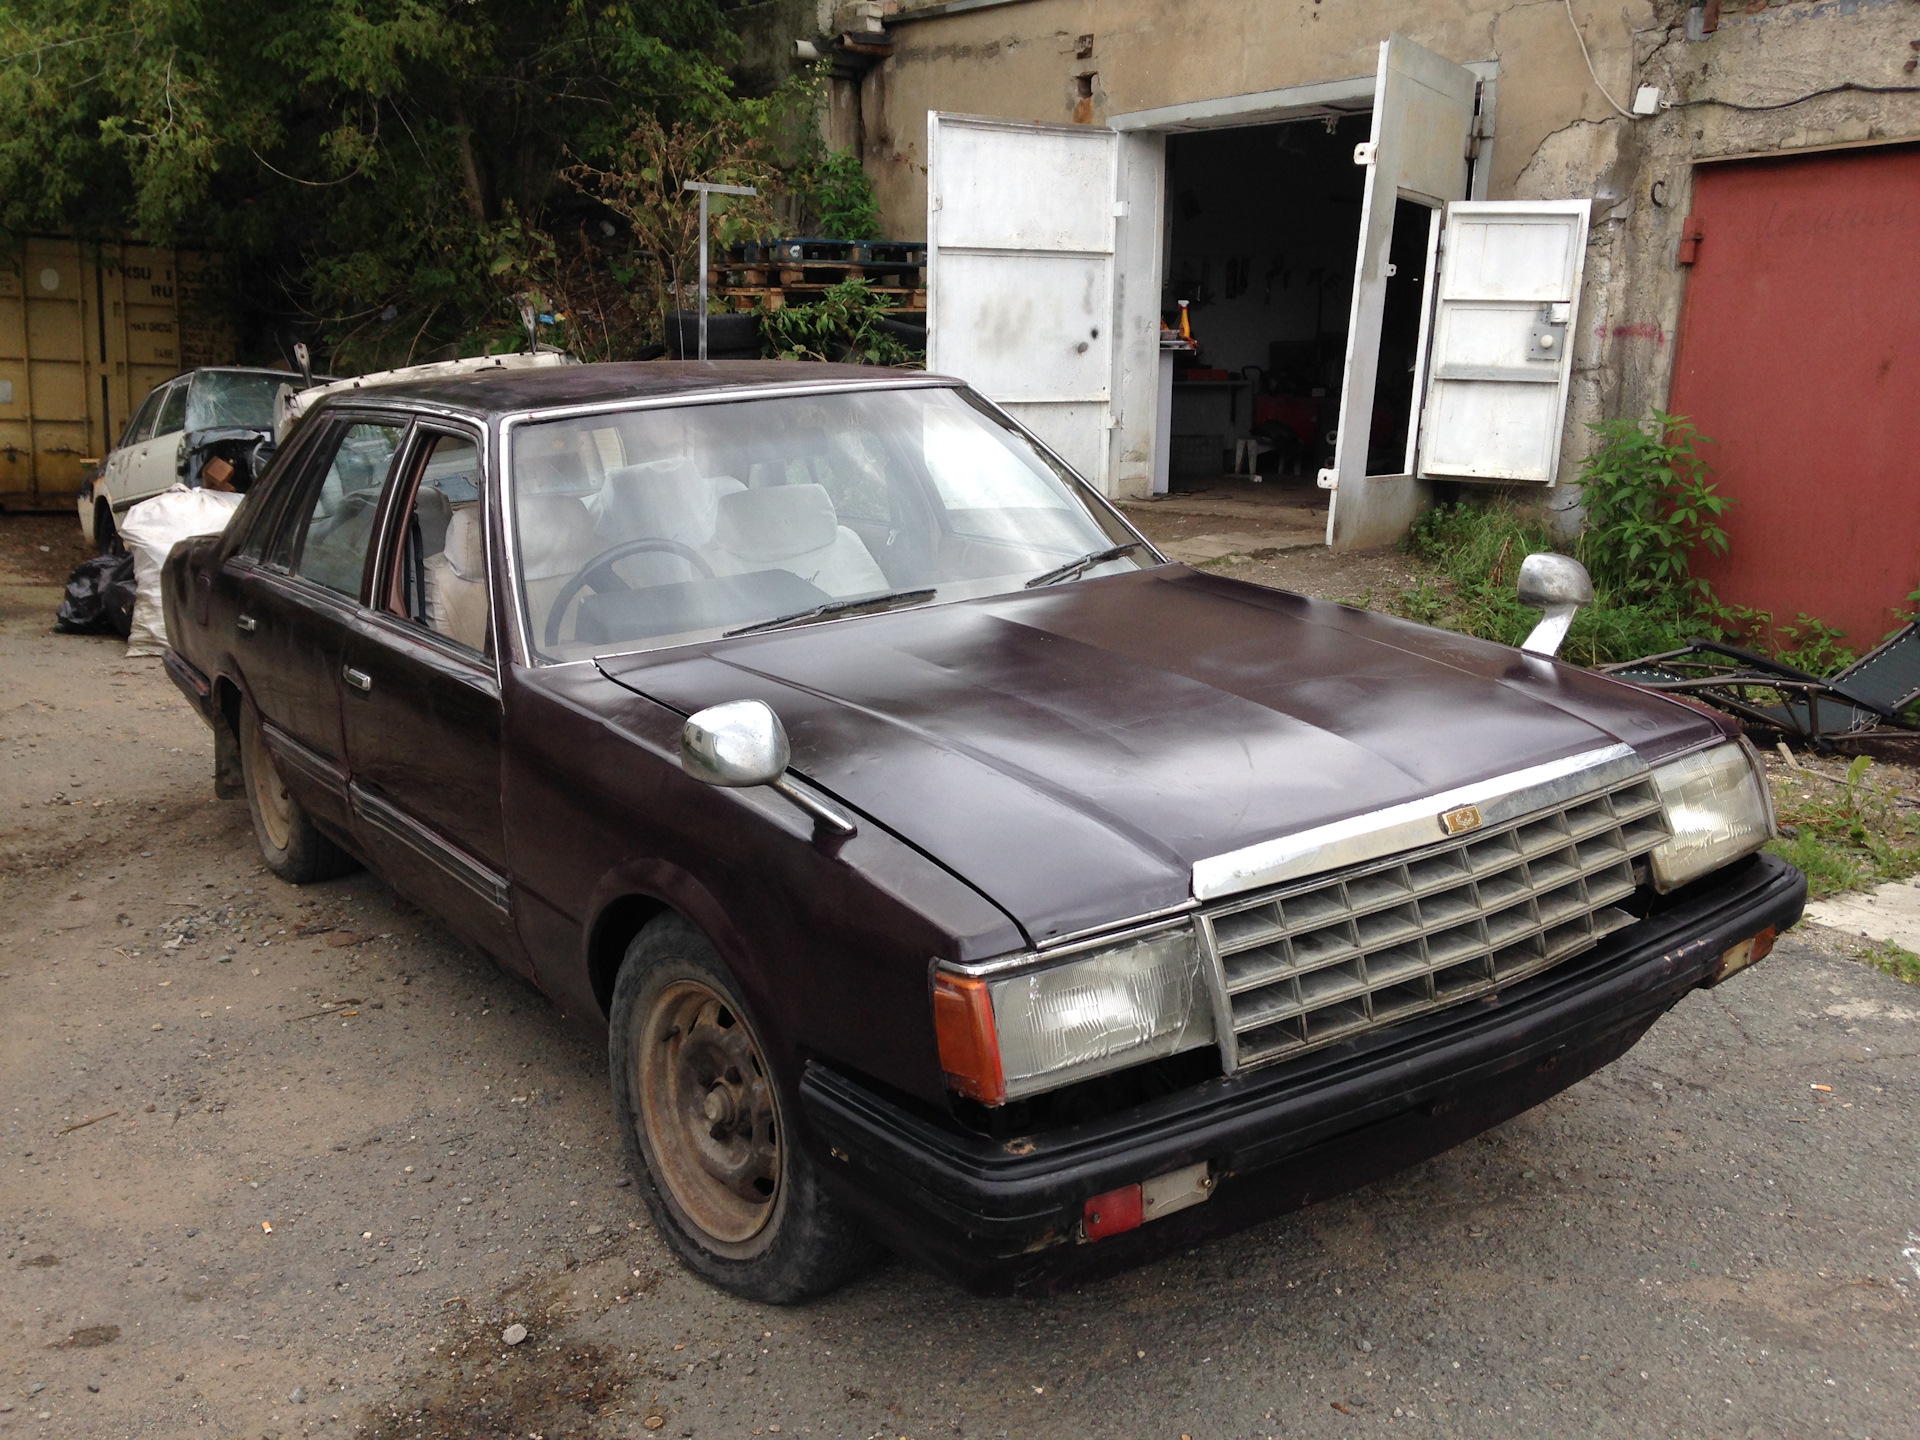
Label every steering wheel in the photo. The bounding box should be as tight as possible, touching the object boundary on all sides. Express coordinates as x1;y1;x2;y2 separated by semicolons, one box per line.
542;537;715;648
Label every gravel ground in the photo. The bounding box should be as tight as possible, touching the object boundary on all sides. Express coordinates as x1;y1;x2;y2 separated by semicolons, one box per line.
3;512;1916;1440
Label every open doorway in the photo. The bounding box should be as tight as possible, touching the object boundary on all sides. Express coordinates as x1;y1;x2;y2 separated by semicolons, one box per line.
1161;117;1434;499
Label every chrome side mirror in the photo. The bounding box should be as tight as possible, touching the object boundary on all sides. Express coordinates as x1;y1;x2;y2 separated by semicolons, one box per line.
681;700;855;836
1517;552;1593;659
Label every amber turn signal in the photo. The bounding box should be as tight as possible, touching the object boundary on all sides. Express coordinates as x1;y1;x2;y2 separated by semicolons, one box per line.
932;973;1005;1104
1082;1183;1144;1242
1712;924;1777;983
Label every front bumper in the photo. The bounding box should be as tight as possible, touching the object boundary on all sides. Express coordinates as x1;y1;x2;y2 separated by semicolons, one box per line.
802;851;1804;1295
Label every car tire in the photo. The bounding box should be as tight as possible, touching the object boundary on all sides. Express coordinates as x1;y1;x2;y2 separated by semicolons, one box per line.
94;501;120;556
609;913;881;1303
237;700;356;885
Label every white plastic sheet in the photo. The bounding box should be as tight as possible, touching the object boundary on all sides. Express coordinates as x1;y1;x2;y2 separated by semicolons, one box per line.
120;485;244;658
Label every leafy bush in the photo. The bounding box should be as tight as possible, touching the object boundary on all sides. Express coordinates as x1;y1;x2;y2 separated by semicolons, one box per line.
806;150;882;241
759;278;921;365
1574;411;1730;605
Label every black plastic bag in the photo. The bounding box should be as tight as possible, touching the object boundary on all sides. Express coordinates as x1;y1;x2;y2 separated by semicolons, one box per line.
55;551;136;638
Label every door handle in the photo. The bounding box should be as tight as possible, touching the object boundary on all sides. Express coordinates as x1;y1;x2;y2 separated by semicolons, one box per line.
236;614;257;633
343;666;373;693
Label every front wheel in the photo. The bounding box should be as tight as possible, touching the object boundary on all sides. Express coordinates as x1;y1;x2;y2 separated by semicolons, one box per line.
237;701;356;885
609;913;880;1302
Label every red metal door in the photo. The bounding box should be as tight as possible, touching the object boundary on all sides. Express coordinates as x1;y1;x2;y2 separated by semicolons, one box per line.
1670;144;1920;649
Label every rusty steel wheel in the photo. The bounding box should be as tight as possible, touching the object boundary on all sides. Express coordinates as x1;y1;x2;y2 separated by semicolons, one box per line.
609;914;880;1301
242;714;295;854
637;980;780;1247
235;700;356;886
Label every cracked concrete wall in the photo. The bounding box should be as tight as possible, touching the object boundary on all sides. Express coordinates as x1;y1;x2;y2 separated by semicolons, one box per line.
860;0;1920;519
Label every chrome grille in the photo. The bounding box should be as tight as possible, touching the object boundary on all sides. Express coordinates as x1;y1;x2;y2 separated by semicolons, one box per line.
1198;774;1669;1071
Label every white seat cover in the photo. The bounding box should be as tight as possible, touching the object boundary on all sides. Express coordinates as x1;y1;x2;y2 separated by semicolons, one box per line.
710;484;887;597
424;504;489;651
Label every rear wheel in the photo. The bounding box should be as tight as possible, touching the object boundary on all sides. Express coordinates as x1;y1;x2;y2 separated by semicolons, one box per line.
94;501;119;556
609;913;880;1302
237;701;355;884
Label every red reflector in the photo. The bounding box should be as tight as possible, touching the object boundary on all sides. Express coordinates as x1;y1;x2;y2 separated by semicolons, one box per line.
1082;1183;1143;1241
1750;925;1777;962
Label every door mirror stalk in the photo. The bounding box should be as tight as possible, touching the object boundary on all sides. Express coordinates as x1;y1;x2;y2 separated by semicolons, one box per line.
681;701;856;837
1517;553;1594;658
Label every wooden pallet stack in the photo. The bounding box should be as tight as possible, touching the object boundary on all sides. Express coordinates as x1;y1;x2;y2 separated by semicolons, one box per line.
709;239;927;313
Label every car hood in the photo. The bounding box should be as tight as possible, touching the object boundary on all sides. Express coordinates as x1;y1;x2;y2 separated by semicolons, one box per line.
595;567;1722;946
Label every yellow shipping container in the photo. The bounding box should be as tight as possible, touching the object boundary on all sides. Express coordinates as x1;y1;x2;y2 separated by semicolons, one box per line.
0;237;235;510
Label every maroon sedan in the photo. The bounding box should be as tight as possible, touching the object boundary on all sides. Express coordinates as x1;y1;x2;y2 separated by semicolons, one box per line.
161;363;1803;1300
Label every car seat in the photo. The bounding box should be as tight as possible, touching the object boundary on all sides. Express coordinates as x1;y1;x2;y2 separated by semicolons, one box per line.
709;484;887;598
424;504;490;652
593;458;745;586
412;483;453;559
517;493;602;643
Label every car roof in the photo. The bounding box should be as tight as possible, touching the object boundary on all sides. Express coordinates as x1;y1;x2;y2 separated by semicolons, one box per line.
309;360;954;419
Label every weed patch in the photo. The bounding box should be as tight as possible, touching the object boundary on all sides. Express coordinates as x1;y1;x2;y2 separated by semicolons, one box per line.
1397;413;1740;665
1398;502;1705;665
1857;939;1920;985
1766;756;1920;899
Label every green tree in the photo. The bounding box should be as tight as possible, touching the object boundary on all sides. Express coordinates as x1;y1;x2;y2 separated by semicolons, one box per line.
0;0;745;364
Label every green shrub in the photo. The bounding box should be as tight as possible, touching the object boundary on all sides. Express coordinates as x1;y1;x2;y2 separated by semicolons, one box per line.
759;277;920;365
1574;411;1730;607
807;150;883;241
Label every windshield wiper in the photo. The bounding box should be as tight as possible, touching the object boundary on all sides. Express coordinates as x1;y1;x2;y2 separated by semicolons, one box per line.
724;588;937;638
1023;541;1149;589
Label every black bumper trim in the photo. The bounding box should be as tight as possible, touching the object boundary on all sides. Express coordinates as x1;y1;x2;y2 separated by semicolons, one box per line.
801;852;1805;1291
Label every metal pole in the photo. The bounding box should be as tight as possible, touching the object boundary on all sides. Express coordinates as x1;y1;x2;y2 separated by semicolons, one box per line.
682;180;758;365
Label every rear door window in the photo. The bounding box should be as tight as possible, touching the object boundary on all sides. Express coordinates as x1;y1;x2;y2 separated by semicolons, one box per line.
121;386;168;448
287;421;407;598
154;380;190;438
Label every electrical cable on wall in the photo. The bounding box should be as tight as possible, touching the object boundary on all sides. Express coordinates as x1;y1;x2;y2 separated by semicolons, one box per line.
1566;0;1920;120
1666;81;1920;112
1564;0;1637;119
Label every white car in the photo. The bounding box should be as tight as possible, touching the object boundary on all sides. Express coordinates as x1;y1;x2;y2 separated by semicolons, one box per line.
80;367;299;552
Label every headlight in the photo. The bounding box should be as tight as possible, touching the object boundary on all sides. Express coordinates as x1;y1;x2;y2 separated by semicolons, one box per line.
1647;740;1774;892
933;924;1216;1104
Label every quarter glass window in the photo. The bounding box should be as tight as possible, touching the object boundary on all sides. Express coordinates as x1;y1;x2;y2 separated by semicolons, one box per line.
292;422;404;597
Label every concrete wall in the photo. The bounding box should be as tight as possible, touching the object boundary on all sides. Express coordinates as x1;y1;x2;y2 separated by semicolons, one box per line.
850;0;1920;513
725;0;836;96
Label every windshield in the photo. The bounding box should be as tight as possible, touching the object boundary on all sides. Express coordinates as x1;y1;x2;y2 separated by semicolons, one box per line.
510;385;1147;661
187;371;284;432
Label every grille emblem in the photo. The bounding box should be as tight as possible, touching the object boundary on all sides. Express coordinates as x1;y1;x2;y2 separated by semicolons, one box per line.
1439;803;1484;836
